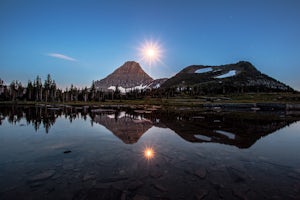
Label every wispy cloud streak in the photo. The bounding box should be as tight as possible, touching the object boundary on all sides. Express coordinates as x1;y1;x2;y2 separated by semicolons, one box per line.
47;53;77;62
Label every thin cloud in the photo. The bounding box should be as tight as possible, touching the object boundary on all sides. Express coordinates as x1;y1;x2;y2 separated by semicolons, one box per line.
47;53;77;62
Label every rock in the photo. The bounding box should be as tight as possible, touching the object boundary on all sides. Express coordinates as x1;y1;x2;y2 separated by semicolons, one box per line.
121;191;127;200
194;189;209;200
178;156;187;161
63;159;74;170
196;152;205;158
218;188;232;199
210;181;224;191
287;172;300;180
30;181;43;188
294;168;300;174
51;173;61;180
184;169;193;175
111;181;125;191
119;169;126;175
132;194;150;200
73;187;122;200
83;173;96;182
194;168;207;179
73;168;80;172
152;183;167;192
99;177;129;183
63;150;72;154
150;170;163;178
227;167;246;183
128;180;144;191
232;188;248;200
29;170;56;182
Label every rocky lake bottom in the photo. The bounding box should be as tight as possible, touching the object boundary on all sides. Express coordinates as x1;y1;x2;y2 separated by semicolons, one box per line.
0;105;300;200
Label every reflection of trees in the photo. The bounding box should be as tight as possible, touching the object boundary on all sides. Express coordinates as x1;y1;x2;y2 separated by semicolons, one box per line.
1;106;300;148
1;106;58;133
0;105;91;133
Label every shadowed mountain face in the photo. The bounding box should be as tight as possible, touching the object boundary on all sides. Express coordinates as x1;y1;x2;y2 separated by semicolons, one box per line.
92;112;153;144
156;111;299;148
94;61;153;91
161;61;293;92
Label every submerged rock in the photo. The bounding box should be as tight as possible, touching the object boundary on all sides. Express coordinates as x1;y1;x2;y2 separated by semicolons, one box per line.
83;173;96;182
128;180;144;191
63;150;72;154
73;187;122;200
99;177;129;183
227;167;246;183
232;188;249;200
132;194;150;200
195;168;207;179
152;183;167;192
29;170;56;182
194;189;209;200
150;170;163;178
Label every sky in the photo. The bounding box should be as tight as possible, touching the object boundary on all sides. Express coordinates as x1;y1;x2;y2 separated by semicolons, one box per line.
0;0;300;90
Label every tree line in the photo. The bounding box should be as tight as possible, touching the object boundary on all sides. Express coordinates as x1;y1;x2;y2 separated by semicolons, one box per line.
0;74;296;103
0;74;152;102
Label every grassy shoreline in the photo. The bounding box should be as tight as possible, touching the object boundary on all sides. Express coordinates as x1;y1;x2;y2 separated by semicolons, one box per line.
1;93;300;108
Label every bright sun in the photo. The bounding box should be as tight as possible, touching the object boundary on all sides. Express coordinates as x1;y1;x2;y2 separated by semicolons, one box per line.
147;48;155;57
138;40;163;67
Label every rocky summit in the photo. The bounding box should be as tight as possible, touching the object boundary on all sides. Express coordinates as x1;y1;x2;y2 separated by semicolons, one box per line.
94;61;154;92
161;61;293;93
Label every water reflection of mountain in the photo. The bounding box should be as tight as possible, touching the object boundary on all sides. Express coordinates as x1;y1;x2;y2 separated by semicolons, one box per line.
1;105;299;148
157;112;300;148
92;112;152;144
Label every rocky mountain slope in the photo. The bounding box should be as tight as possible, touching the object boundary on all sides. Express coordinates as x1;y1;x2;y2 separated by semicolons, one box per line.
161;61;293;93
95;61;153;92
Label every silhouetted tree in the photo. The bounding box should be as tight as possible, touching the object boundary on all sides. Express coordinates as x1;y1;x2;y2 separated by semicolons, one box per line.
34;76;43;101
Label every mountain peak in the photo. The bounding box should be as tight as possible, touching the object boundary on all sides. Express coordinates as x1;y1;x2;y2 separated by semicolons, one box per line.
95;61;153;90
113;61;150;75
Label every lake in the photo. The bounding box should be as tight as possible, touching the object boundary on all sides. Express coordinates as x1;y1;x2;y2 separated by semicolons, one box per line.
0;105;300;199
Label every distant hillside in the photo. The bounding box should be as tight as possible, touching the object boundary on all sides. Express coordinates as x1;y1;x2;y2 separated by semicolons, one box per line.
161;61;293;93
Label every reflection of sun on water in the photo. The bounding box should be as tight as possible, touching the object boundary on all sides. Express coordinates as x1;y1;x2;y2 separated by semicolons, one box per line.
144;147;154;160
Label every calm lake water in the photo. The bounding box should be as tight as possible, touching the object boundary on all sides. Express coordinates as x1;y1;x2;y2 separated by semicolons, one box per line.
0;105;300;200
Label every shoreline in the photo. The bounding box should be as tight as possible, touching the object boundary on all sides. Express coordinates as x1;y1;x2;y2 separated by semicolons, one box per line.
1;99;300;111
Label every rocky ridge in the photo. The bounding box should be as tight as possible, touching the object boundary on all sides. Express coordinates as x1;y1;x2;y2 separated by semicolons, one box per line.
161;61;293;92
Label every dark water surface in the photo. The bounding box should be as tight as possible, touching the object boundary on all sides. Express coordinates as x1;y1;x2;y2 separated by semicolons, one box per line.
0;105;300;200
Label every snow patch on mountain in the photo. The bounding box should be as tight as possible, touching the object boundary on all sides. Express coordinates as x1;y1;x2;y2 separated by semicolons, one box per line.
195;67;213;73
108;84;149;93
215;70;236;78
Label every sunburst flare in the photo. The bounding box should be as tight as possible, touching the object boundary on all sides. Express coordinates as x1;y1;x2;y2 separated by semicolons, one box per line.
138;39;163;67
144;147;155;160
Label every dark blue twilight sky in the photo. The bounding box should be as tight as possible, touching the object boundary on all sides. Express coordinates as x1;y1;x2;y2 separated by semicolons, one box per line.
0;0;300;90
